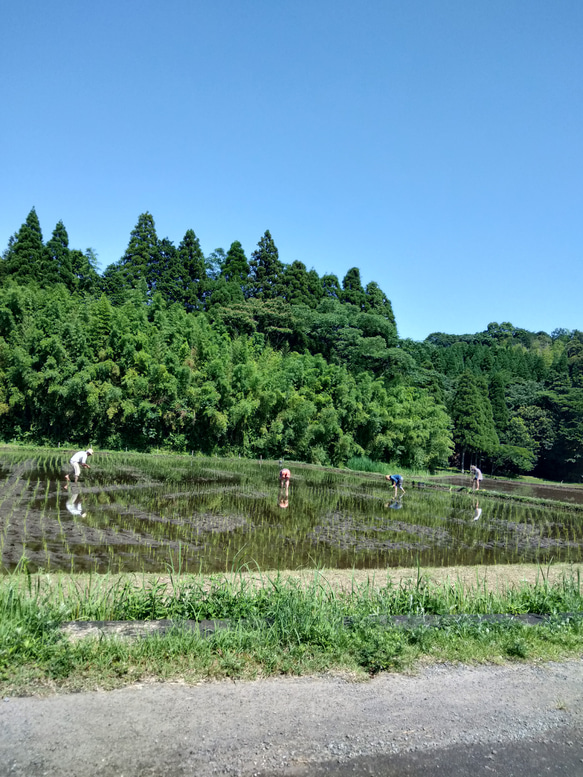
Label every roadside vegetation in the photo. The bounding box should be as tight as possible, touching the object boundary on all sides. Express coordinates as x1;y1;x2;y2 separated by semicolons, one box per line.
2;566;582;696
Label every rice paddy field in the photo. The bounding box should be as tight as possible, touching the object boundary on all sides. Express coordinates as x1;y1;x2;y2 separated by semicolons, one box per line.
1;447;583;575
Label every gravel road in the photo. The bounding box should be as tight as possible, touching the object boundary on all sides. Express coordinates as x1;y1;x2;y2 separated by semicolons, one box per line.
2;661;583;777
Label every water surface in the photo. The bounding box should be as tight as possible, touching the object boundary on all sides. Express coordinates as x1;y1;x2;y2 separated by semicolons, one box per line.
1;452;582;573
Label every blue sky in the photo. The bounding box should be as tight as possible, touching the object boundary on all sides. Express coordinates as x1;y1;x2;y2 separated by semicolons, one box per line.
1;0;582;341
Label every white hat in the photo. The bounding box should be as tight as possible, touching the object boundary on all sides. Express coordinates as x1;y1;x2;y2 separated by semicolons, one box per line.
87;448;94;455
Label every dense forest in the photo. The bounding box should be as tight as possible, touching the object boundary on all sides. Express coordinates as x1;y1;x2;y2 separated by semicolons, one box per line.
1;208;582;482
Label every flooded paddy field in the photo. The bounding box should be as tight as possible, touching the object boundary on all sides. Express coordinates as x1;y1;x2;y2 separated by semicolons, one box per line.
1;448;582;574
428;475;583;504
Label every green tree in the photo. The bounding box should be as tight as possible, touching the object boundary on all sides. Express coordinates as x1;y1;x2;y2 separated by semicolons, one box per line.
364;281;396;325
154;237;181;304
2;208;47;284
281;261;312;306
249;230;283;300
450;371;499;468
71;248;100;295
341;267;366;310
489;372;509;433
491;444;536;475
177;229;207;311
45;220;74;286
102;212;160;302
321;274;342;299
221;241;250;288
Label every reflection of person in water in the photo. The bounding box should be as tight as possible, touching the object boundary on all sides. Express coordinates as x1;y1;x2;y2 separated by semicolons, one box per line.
278;482;289;509
473;500;482;521
385;497;403;510
66;491;87;518
278;469;290;508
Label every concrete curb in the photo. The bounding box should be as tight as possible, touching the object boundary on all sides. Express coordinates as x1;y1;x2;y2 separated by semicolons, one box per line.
60;611;583;641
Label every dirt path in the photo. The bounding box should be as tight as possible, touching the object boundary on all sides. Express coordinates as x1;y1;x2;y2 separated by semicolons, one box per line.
2;661;582;777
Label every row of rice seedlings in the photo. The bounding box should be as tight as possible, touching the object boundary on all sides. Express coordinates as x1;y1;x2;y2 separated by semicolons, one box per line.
5;448;582;574
37;479;53;570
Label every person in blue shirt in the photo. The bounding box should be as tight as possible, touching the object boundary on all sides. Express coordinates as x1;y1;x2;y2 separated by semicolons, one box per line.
386;474;405;497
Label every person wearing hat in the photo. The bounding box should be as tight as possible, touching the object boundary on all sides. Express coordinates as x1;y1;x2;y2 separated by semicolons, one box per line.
64;447;93;490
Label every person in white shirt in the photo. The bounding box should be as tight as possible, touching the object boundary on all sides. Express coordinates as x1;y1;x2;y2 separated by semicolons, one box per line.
64;448;93;490
470;465;483;491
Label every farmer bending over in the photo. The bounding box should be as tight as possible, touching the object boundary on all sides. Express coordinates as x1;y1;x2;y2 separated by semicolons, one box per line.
386;474;405;497
64;447;93;490
470;465;483;491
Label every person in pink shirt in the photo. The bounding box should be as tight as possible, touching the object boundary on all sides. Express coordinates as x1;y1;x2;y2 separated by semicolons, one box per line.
278;467;291;508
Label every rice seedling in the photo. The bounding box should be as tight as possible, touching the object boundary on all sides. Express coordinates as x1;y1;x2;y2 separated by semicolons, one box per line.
1;448;583;575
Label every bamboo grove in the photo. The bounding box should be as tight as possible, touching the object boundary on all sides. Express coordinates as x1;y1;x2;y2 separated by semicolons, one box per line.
1;208;582;481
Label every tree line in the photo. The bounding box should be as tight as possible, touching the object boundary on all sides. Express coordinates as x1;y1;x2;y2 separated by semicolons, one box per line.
1;208;582;481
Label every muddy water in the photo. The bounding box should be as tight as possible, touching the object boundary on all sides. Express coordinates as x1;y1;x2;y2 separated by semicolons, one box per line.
429;475;583;503
1;452;582;574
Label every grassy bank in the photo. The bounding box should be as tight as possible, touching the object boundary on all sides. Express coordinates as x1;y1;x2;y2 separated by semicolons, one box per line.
2;565;582;696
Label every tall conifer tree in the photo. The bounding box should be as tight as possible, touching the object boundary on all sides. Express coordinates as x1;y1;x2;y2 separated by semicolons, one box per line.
177;229;207;311
222;241;250;288
489;372;509;433
102;212;160;303
249;230;283;300
364;281;395;325
45;221;74;286
341;267;366;310
321;274;342;299
3;208;47;284
281;261;313;306
451;371;499;467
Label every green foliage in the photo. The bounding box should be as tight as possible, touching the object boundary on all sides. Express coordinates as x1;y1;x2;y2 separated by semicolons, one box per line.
451;372;499;460
45;221;74;286
492;444;537;476
2;571;582;690
1;208;582;480
1;208;47;285
249;230;283;300
489;372;508;433
221;241;249;284
176;229;207;311
341;267;366;309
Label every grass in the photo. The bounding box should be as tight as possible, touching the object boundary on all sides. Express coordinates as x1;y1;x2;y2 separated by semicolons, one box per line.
1;565;582;696
345;457;433;478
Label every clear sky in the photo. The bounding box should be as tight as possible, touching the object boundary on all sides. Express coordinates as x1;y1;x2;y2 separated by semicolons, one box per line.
1;0;582;341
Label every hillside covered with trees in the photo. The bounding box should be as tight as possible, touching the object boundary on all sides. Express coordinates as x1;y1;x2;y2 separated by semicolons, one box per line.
1;208;582;482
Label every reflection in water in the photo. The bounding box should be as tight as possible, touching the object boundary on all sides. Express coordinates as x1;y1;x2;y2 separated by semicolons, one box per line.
278;479;290;509
66;490;87;518
2;452;583;573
